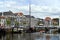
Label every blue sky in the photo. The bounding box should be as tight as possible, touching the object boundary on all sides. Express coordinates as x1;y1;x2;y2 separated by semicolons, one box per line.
0;0;60;18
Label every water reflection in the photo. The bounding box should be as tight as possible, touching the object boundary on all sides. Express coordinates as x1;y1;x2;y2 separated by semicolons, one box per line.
0;33;60;40
46;35;50;40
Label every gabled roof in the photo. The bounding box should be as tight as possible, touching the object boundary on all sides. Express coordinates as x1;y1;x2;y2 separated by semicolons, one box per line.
3;11;14;16
14;12;23;16
0;11;14;16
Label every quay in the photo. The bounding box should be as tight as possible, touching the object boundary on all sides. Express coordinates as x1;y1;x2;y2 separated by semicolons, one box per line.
0;26;60;34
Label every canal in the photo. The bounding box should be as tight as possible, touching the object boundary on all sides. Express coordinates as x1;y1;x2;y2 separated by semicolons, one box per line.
0;32;60;40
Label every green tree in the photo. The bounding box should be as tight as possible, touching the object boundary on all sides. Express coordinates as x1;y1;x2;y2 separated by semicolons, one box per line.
23;21;26;25
14;21;19;31
15;21;19;27
23;21;26;27
37;21;41;26
6;18;11;27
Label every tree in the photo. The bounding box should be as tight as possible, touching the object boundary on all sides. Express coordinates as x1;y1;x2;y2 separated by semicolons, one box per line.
15;21;19;27
6;18;11;27
14;21;19;32
52;18;59;26
23;21;26;25
37;21;41;26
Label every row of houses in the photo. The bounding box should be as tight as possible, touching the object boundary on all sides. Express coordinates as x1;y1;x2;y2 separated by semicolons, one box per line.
39;17;59;27
0;11;59;29
0;11;40;28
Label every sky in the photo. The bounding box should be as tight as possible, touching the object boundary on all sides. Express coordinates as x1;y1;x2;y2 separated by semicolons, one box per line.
0;0;60;19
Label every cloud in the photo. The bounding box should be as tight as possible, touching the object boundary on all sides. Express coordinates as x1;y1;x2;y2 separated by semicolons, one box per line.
31;4;60;13
31;0;60;7
0;0;60;18
30;4;60;18
0;1;3;4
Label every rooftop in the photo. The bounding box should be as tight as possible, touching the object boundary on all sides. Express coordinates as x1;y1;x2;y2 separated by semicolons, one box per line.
0;11;14;16
24;15;35;18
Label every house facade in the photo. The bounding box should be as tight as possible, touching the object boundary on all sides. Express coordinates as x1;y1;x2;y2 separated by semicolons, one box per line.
0;11;43;29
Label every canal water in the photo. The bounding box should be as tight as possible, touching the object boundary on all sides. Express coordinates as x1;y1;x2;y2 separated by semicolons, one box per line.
0;32;60;40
